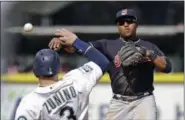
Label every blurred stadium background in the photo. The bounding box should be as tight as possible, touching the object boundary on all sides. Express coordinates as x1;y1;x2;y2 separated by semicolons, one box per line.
1;1;184;120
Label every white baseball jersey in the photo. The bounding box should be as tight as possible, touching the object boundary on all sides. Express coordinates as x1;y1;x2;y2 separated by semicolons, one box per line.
15;61;103;120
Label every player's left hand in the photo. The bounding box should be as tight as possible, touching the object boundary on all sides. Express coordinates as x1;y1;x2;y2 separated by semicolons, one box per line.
117;41;144;67
49;38;63;51
55;28;78;46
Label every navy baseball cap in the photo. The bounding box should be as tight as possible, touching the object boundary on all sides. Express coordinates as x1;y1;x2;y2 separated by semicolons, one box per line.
116;9;138;23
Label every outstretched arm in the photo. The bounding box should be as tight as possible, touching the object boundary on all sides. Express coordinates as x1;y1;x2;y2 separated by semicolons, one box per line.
72;38;109;72
54;29;110;73
48;33;106;54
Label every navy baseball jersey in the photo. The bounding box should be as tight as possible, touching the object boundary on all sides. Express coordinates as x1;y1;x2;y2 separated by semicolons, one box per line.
89;38;164;96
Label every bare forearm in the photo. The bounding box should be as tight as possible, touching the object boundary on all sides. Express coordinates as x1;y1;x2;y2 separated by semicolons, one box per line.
153;56;172;73
146;50;172;73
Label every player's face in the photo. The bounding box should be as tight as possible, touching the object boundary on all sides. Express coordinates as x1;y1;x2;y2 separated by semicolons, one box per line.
117;17;137;39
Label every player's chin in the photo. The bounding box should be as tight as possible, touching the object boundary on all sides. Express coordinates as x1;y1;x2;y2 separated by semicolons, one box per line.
122;33;132;39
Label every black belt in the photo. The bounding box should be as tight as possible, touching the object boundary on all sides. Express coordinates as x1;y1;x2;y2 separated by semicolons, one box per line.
113;92;153;102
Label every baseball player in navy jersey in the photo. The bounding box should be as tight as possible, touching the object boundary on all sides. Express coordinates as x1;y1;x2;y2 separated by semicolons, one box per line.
15;29;110;120
49;9;172;120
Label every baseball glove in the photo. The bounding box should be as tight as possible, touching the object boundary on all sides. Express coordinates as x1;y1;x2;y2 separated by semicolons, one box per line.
117;41;146;67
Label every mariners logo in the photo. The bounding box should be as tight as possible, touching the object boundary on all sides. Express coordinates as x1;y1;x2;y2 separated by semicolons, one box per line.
18;116;27;120
114;55;121;68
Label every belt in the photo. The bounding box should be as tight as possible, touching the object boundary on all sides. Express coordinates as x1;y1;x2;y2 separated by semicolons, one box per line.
113;92;153;102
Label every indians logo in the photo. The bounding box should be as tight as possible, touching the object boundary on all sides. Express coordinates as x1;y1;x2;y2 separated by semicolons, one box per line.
114;55;121;68
121;9;128;15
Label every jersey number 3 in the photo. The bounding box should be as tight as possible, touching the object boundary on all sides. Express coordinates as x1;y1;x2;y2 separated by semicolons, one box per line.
59;106;76;120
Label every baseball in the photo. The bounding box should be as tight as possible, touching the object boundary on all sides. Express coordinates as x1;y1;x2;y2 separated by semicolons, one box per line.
23;23;33;32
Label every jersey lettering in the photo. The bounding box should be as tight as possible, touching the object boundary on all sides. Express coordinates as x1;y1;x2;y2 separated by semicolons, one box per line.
63;89;71;100
58;91;66;102
47;98;57;109
43;103;51;114
53;94;62;106
70;86;77;97
43;86;77;114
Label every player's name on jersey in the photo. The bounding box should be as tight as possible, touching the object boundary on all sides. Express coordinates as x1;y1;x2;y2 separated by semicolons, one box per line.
43;85;77;114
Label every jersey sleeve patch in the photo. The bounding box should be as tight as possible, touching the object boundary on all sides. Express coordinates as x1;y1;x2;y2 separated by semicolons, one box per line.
78;64;93;74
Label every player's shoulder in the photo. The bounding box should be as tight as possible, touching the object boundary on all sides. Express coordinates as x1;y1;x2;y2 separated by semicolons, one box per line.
89;38;121;49
65;61;101;76
93;38;120;43
101;38;120;42
106;38;121;44
15;91;42;120
138;39;157;47
15;92;38;114
97;38;122;48
78;61;101;74
63;62;102;83
20;91;41;106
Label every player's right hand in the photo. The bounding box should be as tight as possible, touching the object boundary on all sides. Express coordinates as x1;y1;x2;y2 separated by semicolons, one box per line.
55;28;78;46
49;37;76;53
49;29;77;53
